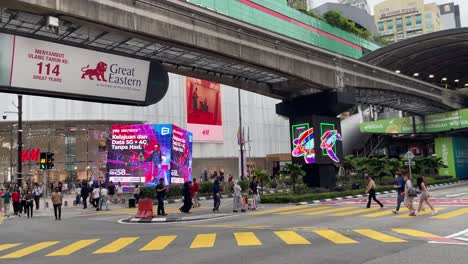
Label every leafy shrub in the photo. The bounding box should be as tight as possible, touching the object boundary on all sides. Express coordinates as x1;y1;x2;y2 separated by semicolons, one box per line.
166;184;183;198
140;186;156;199
199;182;214;196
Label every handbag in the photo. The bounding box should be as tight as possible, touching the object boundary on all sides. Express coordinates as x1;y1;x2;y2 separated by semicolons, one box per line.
407;187;417;197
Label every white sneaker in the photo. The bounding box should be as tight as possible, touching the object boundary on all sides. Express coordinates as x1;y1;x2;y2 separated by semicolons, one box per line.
431;211;438;216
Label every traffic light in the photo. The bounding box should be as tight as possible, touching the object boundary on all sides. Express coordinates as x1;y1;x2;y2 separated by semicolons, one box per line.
40;152;47;170
46;152;55;169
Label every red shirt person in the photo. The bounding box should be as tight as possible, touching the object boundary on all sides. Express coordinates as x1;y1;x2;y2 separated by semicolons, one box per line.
11;190;21;215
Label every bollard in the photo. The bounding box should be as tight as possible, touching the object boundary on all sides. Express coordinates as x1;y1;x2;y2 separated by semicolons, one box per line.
64;201;68;207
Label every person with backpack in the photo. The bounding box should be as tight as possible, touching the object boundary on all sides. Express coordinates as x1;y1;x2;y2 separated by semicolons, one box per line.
403;174;417;216
417;176;438;215
392;172;405;214
365;175;384;209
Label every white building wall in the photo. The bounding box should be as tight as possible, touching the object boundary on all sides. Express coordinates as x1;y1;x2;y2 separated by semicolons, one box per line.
0;73;290;159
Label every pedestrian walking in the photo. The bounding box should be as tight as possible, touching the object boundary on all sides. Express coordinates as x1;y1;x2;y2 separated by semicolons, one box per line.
92;185;101;210
58;181;63;193
417;176;438;215
213;178;221;212
249;177;259;210
192;178;200;208
392;173;405;214
133;185;140;204
2;189;11;217
233;180;245;212
99;185;110;211
80;181;89;209
117;182;124;204
19;190;27;217
107;181;115;204
11;189;20;216
0;188;4;213
32;183;42;210
403;175;417;216
365;176;384;209
75;184;81;206
156;178;168;216
25;191;34;218
179;182;192;214
50;187;62;220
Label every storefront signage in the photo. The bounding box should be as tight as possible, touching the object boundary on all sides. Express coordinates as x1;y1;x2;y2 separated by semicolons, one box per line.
0;33;168;106
22;148;41;162
360;109;468;134
380;7;418;19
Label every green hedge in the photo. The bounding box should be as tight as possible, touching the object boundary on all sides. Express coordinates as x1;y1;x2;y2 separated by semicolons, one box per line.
164;180;251;198
261;178;459;204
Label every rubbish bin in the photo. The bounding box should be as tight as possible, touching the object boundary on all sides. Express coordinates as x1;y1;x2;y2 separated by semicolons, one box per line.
128;198;136;208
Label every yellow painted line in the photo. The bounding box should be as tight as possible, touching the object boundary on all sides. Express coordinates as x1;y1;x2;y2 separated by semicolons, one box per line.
275;206;331;215
303;206;356;216
330;207;380;216
93;237;139;254
314;230;359;244
361;208;409;218
0;244;22;252
47;239;99;256
234;232;262;246
431;208;468;219
274;231;311;245
252;205;309;215
140;236;177;251
0;241;59;259
392;229;440;238
397;208;445;218
190;234;216;249
354;229;407;243
0;216;4;224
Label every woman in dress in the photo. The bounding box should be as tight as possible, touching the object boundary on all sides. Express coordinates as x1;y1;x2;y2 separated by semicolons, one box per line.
417;176;438;215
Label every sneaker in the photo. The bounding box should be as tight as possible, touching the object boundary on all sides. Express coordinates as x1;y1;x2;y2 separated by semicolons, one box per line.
392;210;399;214
431;211;438;216
409;212;416;216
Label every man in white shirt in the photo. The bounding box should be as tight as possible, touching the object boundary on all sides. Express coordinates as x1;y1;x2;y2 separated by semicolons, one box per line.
99;187;110;211
32;184;43;210
92;187;101;211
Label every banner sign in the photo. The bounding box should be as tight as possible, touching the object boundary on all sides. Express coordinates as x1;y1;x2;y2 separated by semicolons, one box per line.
0;33;168;106
435;137;468;179
186;77;223;142
360;109;468;134
106;124;192;188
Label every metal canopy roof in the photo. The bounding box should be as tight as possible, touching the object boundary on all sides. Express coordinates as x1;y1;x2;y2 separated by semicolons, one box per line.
361;28;468;89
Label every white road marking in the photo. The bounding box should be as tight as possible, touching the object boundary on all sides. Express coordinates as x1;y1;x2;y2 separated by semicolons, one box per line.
446;228;468;239
446;193;467;198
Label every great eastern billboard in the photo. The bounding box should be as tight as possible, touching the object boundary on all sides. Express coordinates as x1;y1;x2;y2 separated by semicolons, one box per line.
0;33;168;106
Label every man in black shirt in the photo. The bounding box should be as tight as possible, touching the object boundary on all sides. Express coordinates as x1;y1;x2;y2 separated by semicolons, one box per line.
156;178;168;216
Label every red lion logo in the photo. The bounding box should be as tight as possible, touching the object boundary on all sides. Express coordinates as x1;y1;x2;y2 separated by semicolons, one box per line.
81;62;108;82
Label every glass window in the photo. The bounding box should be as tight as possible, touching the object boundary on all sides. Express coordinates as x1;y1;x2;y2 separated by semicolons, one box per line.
396;18;402;25
415;14;422;23
425;13;432;19
426;20;432;26
406;16;412;26
378;22;384;32
387;20;393;29
397;33;404;39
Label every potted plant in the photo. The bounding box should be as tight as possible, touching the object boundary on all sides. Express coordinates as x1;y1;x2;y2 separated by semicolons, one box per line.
135;186;156;219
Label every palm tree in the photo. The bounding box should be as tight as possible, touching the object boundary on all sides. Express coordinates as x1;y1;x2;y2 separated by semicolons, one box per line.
253;169;271;196
279;163;306;194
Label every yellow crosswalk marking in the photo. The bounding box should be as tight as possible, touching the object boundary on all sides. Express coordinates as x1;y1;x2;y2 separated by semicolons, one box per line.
354;229;406;243
330;207;380;216
0;241;59;259
93;237;139;254
392;229;440;238
252;205;308;215
314;230;359;244
0;244;22;252
190;234;216;249
274;231;311;245
303;206;356;216
140;236;177;251
47;239;99;256
0;216;4;224
431;208;468;219
275;206;331;215
362;208;409;218
234;232;262;246
397;208;445;218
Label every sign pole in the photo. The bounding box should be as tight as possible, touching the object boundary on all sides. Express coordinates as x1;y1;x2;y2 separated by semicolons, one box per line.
408;156;412;179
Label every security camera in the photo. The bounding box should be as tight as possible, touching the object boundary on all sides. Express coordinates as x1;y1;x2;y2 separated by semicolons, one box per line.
2;113;6;120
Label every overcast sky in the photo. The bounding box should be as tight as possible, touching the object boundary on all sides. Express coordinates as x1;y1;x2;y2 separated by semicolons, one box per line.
312;0;467;26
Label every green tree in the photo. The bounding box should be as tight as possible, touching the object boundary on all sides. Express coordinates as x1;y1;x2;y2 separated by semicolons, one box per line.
254;169;271;196
279;163;306;194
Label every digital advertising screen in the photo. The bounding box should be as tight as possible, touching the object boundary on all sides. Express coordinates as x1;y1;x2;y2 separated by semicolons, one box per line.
106;124;192;188
186;77;223;142
290;115;343;165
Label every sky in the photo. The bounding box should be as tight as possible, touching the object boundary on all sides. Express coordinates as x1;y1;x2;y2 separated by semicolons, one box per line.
312;0;467;26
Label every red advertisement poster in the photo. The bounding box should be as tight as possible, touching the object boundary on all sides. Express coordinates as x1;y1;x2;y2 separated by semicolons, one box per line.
186;77;223;142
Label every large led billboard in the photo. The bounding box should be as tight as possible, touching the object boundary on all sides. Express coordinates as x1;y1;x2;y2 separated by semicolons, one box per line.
106;124;192;188
290;115;343;165
186;77;223;142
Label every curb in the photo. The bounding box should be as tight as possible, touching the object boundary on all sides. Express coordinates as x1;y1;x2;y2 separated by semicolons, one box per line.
294;180;465;206
121;213;231;223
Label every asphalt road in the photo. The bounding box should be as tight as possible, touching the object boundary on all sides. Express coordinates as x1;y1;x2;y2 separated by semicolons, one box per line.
1;183;468;264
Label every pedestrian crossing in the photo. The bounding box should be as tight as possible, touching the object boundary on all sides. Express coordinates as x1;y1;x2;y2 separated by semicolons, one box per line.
256;205;468;219
0;228;442;259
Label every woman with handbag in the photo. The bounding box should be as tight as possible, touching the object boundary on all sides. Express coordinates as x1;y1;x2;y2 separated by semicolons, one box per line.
417;176;438;216
403;175;417;216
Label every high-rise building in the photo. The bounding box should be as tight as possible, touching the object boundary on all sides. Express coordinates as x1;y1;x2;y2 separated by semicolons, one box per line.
339;0;371;14
439;3;461;30
287;0;314;11
374;0;441;43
